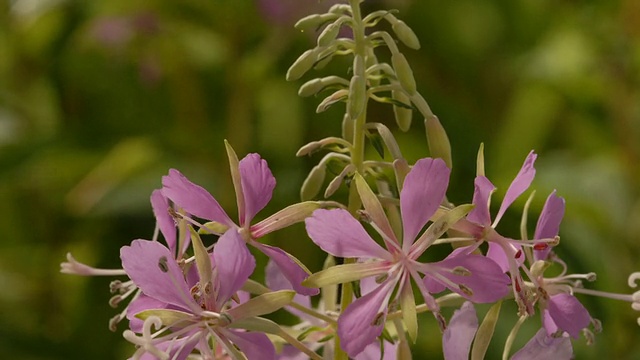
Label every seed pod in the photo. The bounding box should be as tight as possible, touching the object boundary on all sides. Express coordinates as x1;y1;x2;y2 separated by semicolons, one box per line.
300;164;326;201
347;75;366;120
287;49;317;81
392;89;412;131
392;20;421;50
391;53;417;95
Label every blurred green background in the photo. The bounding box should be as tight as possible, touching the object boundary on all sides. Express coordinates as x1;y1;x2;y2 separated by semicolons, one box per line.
1;0;638;358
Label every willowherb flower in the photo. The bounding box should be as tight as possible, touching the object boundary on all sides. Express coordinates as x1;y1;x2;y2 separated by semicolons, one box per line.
304;158;510;357
161;142;323;296
120;228;293;360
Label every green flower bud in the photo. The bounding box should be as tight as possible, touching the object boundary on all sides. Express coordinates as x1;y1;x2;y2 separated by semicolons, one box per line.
392;20;421;50
287;49;317;81
392;90;412;131
342;113;354;142
298;78;324;97
425;115;452;168
392;53;417;95
301;164;326;201
347;75;366;120
318;22;341;47
316;89;349;113
295;13;336;31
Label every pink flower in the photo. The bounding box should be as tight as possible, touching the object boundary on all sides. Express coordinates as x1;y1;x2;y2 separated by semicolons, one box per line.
120;231;277;359
161;146;319;296
304;158;510;357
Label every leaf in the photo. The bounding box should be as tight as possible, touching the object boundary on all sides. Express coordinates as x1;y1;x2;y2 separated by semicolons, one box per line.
135;309;193;327
302;262;387;288
470;300;502;360
224;290;295;322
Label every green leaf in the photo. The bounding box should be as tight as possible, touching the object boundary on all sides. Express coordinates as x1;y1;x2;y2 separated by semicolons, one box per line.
135;309;192;327
400;279;417;343
354;173;397;244
366;130;385;158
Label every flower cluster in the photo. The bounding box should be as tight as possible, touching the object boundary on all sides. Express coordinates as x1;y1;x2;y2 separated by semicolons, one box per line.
61;1;639;359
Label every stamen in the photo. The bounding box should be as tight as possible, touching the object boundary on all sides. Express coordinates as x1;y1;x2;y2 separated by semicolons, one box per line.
452;266;472;276
371;312;385;326
458;284;474;297
60;253;127;276
533;243;548;251
628;272;640;288
158;256;169;273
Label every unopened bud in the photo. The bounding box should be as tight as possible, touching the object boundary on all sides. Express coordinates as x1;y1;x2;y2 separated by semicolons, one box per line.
328;4;350;14
426;115;452;168
318;21;341;47
300;164;326;201
296;141;322;157
295;13;336;31
287;49;317;81
392;90;412;131
347;75;367;119
342;113;354;141
392;20;421;50
324;164;354;198
316;89;349;113
353;54;365;75
392;53;416;95
298;78;324;97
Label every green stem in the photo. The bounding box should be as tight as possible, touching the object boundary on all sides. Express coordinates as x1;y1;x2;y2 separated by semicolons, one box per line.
334;1;368;359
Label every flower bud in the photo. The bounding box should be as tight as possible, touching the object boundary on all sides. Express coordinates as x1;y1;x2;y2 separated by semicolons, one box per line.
392;53;417;95
392;90;412;131
298;78;324;97
316;89;349;113
347;75;366;120
295;13;336;31
342;113;354;142
318;21;341;47
425;115;452;168
301;164;326;201
287;49;317;81
392;20;421;50
296;141;322;157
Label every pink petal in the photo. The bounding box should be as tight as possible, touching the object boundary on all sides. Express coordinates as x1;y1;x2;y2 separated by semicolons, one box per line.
239;153;276;226
486;240;523;273
400;158;450;250
213;230;255;307
257;245;319;296
265;260;314;321
337;279;395;358
222;328;276;360
355;340;397;360
442;302;478;360
534;191;564;261
126;293;169;333
545;293;591;339
511;328;573;360
138;334;201;360
120;240;199;312
305;209;392;260
466;176;496;226
161;169;234;227
427;254;511;303
151;190;177;255
494;151;537;225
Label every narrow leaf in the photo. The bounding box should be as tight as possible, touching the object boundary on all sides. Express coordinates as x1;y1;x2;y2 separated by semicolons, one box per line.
225;290;295;322
135;309;192;327
224;140;245;224
302;262;388;288
471;300;502;360
354;173;397;245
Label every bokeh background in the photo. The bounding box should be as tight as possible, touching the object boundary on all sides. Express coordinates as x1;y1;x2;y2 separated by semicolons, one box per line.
1;0;639;358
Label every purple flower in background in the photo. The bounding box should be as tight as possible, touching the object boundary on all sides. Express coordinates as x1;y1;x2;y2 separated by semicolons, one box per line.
511;328;573;360
442;302;478;360
162;145;319;296
304;158;510;357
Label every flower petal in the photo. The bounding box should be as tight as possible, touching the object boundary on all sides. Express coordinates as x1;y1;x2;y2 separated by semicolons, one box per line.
534;191;564;261
442;301;478;360
213;230;256;307
255;242;319;296
466;176;496;226
265;259;315;322
355;340;397;360
400;158;450;250
494;151;537;225
150;190;177;255
511;328;573;360
222;328;276;360
239;153;276;225
138;334;201;360
126;293;169;333
305;208;391;260
486;240;523;273
545;293;591;339
120;240;199;312
161;169;234;227
427;254;511;303
337;279;395;358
